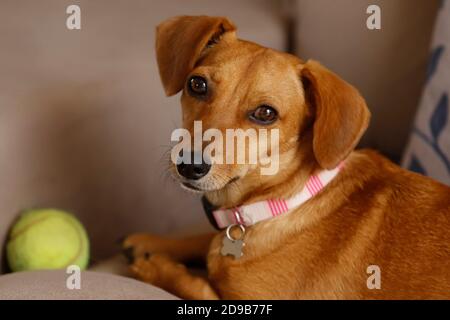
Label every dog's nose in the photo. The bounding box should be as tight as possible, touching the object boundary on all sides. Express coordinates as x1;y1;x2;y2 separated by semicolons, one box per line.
177;152;211;180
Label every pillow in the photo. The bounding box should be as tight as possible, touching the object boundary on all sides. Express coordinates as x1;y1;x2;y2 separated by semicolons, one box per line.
402;0;450;185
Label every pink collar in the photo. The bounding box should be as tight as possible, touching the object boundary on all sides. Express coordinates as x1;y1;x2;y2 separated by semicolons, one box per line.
212;163;344;229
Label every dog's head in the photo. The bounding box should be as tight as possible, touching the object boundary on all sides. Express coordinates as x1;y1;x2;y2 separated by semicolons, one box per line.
155;16;370;203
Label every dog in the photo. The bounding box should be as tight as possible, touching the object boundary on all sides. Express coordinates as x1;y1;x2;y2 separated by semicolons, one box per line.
122;16;450;299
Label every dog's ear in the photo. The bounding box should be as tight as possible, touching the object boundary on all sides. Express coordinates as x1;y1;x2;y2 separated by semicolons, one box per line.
155;16;236;96
300;60;370;169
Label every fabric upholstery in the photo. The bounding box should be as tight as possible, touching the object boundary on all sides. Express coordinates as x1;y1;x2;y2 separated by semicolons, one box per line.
0;270;178;299
402;1;450;185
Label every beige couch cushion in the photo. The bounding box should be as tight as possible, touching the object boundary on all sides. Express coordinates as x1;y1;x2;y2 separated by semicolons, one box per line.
0;270;177;300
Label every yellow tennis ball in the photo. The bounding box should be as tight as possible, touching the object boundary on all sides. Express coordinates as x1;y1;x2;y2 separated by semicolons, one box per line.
6;209;89;272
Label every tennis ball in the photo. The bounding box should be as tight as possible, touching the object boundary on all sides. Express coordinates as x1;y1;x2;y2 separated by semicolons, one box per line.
6;208;89;272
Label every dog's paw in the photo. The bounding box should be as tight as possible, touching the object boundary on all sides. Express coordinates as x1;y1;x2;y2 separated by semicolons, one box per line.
130;255;159;284
130;253;185;287
121;233;160;264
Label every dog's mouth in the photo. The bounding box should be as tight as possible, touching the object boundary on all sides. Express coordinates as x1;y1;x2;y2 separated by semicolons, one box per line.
181;176;240;193
181;181;203;191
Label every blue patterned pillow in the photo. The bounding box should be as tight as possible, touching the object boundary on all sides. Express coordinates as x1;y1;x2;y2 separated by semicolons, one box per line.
402;0;450;185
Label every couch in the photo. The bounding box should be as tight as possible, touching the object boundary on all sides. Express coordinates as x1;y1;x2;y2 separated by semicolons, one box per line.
0;0;439;299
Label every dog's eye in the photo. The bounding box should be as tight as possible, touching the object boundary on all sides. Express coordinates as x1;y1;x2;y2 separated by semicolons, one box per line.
249;105;278;124
187;76;207;96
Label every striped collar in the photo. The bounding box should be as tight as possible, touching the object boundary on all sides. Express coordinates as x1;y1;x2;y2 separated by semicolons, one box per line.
202;163;343;230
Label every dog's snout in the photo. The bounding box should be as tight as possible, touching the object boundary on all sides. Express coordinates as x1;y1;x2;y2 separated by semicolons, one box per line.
177;152;211;180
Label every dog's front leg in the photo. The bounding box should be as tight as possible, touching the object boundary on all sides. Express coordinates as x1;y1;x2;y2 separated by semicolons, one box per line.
122;232;215;263
131;253;219;300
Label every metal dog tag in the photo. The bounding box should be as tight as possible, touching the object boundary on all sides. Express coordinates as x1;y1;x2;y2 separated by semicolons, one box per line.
221;224;245;259
221;237;244;259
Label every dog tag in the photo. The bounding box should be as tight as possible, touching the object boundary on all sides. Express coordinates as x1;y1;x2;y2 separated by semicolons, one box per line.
221;224;245;259
221;237;245;259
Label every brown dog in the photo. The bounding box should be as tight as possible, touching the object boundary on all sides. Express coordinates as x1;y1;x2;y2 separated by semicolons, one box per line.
123;16;450;299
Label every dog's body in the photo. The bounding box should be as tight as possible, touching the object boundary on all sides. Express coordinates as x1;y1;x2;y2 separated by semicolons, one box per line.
208;150;450;299
123;16;450;299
